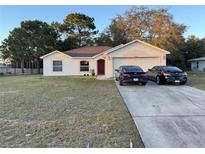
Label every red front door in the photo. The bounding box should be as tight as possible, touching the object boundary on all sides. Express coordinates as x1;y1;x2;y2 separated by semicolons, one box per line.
97;59;105;75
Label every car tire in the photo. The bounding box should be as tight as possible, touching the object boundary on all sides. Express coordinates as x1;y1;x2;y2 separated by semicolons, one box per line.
180;81;187;85
119;79;124;86
141;82;147;86
156;76;162;85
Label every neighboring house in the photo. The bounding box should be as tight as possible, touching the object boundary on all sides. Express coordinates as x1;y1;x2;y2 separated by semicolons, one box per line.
0;59;7;68
40;39;170;78
0;63;7;68
0;57;11;68
188;57;205;71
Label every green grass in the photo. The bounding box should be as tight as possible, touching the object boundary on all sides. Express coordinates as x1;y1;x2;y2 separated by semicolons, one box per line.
187;72;205;90
0;75;144;148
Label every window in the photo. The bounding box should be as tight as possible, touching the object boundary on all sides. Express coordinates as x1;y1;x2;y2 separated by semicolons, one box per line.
196;62;199;69
80;61;89;71
161;66;182;72
53;60;62;72
123;66;143;73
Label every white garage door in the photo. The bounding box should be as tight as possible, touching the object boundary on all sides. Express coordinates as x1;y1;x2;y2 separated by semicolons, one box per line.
113;57;160;72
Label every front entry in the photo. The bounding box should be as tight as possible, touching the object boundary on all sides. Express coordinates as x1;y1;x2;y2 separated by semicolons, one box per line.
97;59;105;75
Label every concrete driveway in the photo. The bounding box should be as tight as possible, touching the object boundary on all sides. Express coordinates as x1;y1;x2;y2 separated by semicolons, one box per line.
116;81;205;148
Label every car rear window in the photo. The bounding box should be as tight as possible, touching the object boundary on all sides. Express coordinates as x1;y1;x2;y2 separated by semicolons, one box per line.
161;66;182;72
123;66;143;72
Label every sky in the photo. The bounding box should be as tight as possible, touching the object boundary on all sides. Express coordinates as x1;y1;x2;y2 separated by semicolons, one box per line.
1;5;205;44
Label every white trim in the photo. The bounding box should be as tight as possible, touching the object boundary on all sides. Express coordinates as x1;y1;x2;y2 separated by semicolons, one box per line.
136;39;170;54
40;39;170;60
188;57;205;62
72;57;93;59
94;39;170;58
40;50;72;59
93;44;124;58
112;56;160;58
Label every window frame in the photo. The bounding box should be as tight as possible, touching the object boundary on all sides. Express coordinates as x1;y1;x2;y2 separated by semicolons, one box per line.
196;61;199;69
80;61;89;72
53;60;62;72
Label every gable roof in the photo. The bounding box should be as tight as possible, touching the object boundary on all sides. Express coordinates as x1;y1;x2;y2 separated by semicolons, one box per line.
135;39;170;54
64;46;112;57
188;57;205;62
40;50;71;59
40;39;170;59
94;39;170;58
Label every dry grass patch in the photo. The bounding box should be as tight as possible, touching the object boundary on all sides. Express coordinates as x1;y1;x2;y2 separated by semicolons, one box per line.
187;72;205;90
0;75;144;148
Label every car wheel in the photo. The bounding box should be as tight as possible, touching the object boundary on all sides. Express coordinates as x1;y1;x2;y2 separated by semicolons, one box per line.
180;81;187;85
119;79;124;86
156;76;162;85
141;82;147;86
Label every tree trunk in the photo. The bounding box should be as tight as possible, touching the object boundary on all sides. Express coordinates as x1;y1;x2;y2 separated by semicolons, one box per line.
28;60;31;74
21;59;24;74
37;59;40;74
14;63;17;75
31;60;33;74
78;29;82;46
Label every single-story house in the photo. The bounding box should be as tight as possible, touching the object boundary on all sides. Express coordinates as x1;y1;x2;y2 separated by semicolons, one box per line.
0;58;11;68
0;63;7;68
40;39;170;78
188;57;205;71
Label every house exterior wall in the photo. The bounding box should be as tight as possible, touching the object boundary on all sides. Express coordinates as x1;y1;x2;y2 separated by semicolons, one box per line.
104;42;167;78
191;61;205;71
43;52;96;76
113;57;159;70
42;41;168;77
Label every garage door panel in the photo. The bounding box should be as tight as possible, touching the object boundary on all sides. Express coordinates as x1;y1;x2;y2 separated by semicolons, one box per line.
113;57;159;72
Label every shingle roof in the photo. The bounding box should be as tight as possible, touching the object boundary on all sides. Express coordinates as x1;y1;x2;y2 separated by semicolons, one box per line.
188;57;205;62
64;46;112;57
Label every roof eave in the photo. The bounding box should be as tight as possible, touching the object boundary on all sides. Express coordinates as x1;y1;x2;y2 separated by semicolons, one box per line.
135;39;170;54
40;50;72;59
94;39;170;58
188;56;205;61
93;44;124;58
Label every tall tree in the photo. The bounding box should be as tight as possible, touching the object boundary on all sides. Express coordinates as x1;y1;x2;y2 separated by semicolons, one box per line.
97;6;186;68
0;28;29;73
182;35;205;69
53;13;97;47
0;39;10;60
183;35;205;59
21;20;59;73
94;31;114;46
0;20;59;73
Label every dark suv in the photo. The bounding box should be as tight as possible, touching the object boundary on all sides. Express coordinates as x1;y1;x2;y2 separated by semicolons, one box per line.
115;65;148;86
147;66;187;85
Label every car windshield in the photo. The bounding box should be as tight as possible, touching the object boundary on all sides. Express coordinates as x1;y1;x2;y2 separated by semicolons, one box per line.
122;66;143;72
161;66;182;72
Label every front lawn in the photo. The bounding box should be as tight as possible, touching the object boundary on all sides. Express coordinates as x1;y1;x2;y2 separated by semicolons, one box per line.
0;75;143;148
187;72;205;90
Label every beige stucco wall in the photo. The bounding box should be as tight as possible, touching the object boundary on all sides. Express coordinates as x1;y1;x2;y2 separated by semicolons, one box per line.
43;52;96;76
42;42;167;77
104;42;167;78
